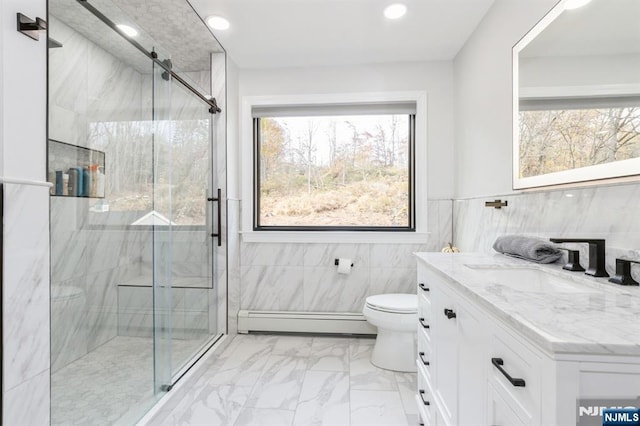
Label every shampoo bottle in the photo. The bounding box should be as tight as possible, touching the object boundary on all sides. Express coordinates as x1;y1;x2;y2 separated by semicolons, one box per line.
55;171;64;195
75;167;83;197
82;167;91;197
68;168;79;196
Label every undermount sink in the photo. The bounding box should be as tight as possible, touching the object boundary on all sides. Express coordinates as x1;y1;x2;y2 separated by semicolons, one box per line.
464;264;598;294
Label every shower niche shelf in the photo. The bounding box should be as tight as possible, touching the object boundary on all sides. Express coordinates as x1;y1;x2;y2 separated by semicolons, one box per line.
47;139;106;198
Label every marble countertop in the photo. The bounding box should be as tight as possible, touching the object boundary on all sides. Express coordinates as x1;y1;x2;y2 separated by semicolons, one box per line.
415;252;640;356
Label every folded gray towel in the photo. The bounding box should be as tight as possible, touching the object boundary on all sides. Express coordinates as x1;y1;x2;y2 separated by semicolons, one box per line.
492;235;562;264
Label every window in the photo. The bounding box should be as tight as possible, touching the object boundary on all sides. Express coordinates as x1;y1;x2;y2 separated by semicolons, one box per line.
253;102;415;230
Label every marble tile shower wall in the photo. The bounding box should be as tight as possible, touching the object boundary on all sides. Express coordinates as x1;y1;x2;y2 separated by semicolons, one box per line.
454;183;640;281
50;199;148;371
49;16;145;148
49;16;150;371
238;200;452;313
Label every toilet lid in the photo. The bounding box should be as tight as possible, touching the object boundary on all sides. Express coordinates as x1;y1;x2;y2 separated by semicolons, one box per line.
365;294;417;313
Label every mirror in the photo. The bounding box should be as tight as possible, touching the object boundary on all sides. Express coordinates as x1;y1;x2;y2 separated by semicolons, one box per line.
513;0;640;189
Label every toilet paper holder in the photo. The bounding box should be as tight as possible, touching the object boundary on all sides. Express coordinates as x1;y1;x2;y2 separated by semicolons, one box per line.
334;259;354;267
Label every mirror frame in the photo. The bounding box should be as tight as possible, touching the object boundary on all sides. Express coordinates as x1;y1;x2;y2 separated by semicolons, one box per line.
512;0;640;190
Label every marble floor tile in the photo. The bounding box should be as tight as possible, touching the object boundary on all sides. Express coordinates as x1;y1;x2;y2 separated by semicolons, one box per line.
150;334;419;426
293;370;350;426
234;408;295;426
244;355;308;410
308;337;350;372
397;380;419;416
272;335;314;357
406;413;421;425
350;390;409;426
158;384;253;426
204;336;278;387
395;371;418;416
349;339;399;391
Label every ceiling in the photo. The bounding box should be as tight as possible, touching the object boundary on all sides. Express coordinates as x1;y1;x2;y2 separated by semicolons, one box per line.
188;0;496;69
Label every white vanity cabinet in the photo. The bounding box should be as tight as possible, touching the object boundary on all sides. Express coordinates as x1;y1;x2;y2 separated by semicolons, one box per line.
415;254;640;426
416;264;488;426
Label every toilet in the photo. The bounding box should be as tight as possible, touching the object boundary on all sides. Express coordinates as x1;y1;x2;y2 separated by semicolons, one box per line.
362;293;418;372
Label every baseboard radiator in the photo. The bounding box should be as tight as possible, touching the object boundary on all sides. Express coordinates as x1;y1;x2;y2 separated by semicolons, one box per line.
237;310;377;335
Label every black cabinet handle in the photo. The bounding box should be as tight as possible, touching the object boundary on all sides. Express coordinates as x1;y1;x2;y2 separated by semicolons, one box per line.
444;308;456;319
491;358;526;387
418;283;429;292
419;390;430;406
418;317;430;329
418;351;429;366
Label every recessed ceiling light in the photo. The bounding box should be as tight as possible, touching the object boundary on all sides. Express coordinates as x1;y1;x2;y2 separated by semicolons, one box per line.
206;15;230;31
384;3;407;20
116;24;138;38
564;0;592;10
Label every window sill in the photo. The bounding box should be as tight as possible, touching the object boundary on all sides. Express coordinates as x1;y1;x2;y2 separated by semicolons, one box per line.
240;231;430;244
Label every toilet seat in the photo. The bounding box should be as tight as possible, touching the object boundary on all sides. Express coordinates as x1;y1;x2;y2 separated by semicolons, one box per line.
365;293;417;314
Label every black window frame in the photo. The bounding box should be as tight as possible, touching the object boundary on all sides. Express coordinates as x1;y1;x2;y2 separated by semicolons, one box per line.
253;113;416;232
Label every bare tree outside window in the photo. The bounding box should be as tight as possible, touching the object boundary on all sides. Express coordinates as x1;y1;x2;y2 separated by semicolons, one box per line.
89;116;211;226
519;107;640;178
256;114;412;228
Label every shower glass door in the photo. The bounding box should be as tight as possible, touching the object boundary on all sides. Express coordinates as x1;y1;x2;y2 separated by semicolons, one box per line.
151;52;219;388
165;78;218;379
48;0;224;422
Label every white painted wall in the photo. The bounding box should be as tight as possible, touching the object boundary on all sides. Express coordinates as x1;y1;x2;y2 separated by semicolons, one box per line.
239;61;456;199
2;1;48;181
453;0;558;198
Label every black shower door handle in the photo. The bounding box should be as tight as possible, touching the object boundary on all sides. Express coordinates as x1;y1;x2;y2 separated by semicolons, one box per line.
208;188;222;247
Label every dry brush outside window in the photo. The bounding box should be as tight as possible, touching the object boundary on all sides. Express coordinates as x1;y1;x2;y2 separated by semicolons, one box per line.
519;97;640;178
253;103;416;230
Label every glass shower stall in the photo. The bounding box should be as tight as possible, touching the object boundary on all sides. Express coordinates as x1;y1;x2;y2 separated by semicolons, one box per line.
47;0;226;422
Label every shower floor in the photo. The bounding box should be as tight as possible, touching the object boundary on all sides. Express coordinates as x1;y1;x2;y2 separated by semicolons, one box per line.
51;335;215;426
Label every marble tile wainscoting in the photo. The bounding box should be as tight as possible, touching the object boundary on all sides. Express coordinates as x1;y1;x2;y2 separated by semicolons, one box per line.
237;199;453;314
454;182;640;281
2;183;51;424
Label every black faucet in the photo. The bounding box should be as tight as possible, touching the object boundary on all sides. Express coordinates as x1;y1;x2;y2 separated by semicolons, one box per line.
608;259;640;286
556;248;585;272
549;238;609;278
